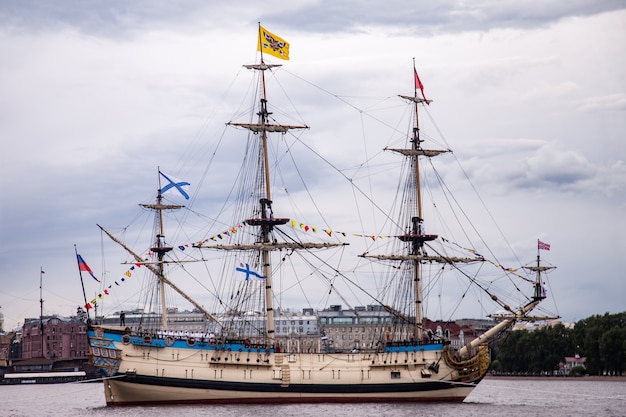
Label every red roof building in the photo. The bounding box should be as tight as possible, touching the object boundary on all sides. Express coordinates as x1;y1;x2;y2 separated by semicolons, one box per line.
21;316;89;360
562;354;586;374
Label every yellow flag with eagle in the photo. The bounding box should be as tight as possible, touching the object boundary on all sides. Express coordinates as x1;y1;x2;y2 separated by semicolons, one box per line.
258;25;289;60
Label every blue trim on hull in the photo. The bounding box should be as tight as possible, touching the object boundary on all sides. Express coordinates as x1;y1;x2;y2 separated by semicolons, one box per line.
88;329;444;353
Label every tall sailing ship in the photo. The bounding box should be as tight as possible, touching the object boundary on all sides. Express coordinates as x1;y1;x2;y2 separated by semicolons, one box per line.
86;28;555;405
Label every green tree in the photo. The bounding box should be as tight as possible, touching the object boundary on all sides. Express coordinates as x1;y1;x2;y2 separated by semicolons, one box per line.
599;327;626;375
575;312;626;375
496;329;529;373
493;312;626;375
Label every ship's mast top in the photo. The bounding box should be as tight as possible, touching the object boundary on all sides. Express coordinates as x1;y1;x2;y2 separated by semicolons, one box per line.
524;240;556;301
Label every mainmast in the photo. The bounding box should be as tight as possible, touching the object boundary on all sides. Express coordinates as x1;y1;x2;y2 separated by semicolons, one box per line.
227;60;308;347
201;29;347;348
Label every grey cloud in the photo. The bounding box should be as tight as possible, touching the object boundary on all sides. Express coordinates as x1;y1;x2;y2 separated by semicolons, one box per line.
1;0;624;37
266;0;625;34
520;146;596;187
577;94;626;112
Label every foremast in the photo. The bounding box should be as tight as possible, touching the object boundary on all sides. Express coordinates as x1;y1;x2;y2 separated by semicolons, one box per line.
97;174;222;330
139;175;181;329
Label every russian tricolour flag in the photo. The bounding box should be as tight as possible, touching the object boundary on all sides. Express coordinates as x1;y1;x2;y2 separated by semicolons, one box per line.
77;254;100;282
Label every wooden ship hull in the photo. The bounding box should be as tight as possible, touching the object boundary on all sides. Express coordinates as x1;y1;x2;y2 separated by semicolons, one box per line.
90;326;489;405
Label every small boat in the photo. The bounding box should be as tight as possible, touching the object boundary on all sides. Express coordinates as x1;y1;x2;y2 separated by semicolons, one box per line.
2;369;86;385
85;27;555;405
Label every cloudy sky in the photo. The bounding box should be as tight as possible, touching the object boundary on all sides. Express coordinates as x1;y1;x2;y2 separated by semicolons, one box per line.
0;1;624;331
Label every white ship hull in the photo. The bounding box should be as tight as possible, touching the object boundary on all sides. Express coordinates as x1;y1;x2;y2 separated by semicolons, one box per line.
90;327;486;405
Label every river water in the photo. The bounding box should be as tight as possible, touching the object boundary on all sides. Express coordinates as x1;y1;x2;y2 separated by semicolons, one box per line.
1;377;624;417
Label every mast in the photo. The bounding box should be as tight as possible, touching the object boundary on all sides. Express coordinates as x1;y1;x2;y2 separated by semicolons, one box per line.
138;177;184;331
457;296;543;357
207;32;347;347
410;58;425;340
39;266;45;358
258;72;276;345
155;173;173;329
73;245;91;328
259;68;277;345
97;224;224;327
524;240;556;301
461;242;558;358
97;170;187;330
227;59;307;347
388;61;446;341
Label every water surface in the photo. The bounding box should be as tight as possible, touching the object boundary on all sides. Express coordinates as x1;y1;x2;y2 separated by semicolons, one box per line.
2;377;624;417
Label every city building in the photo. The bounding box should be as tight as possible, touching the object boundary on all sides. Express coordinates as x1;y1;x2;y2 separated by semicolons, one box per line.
0;332;16;367
20;316;89;360
318;304;397;352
